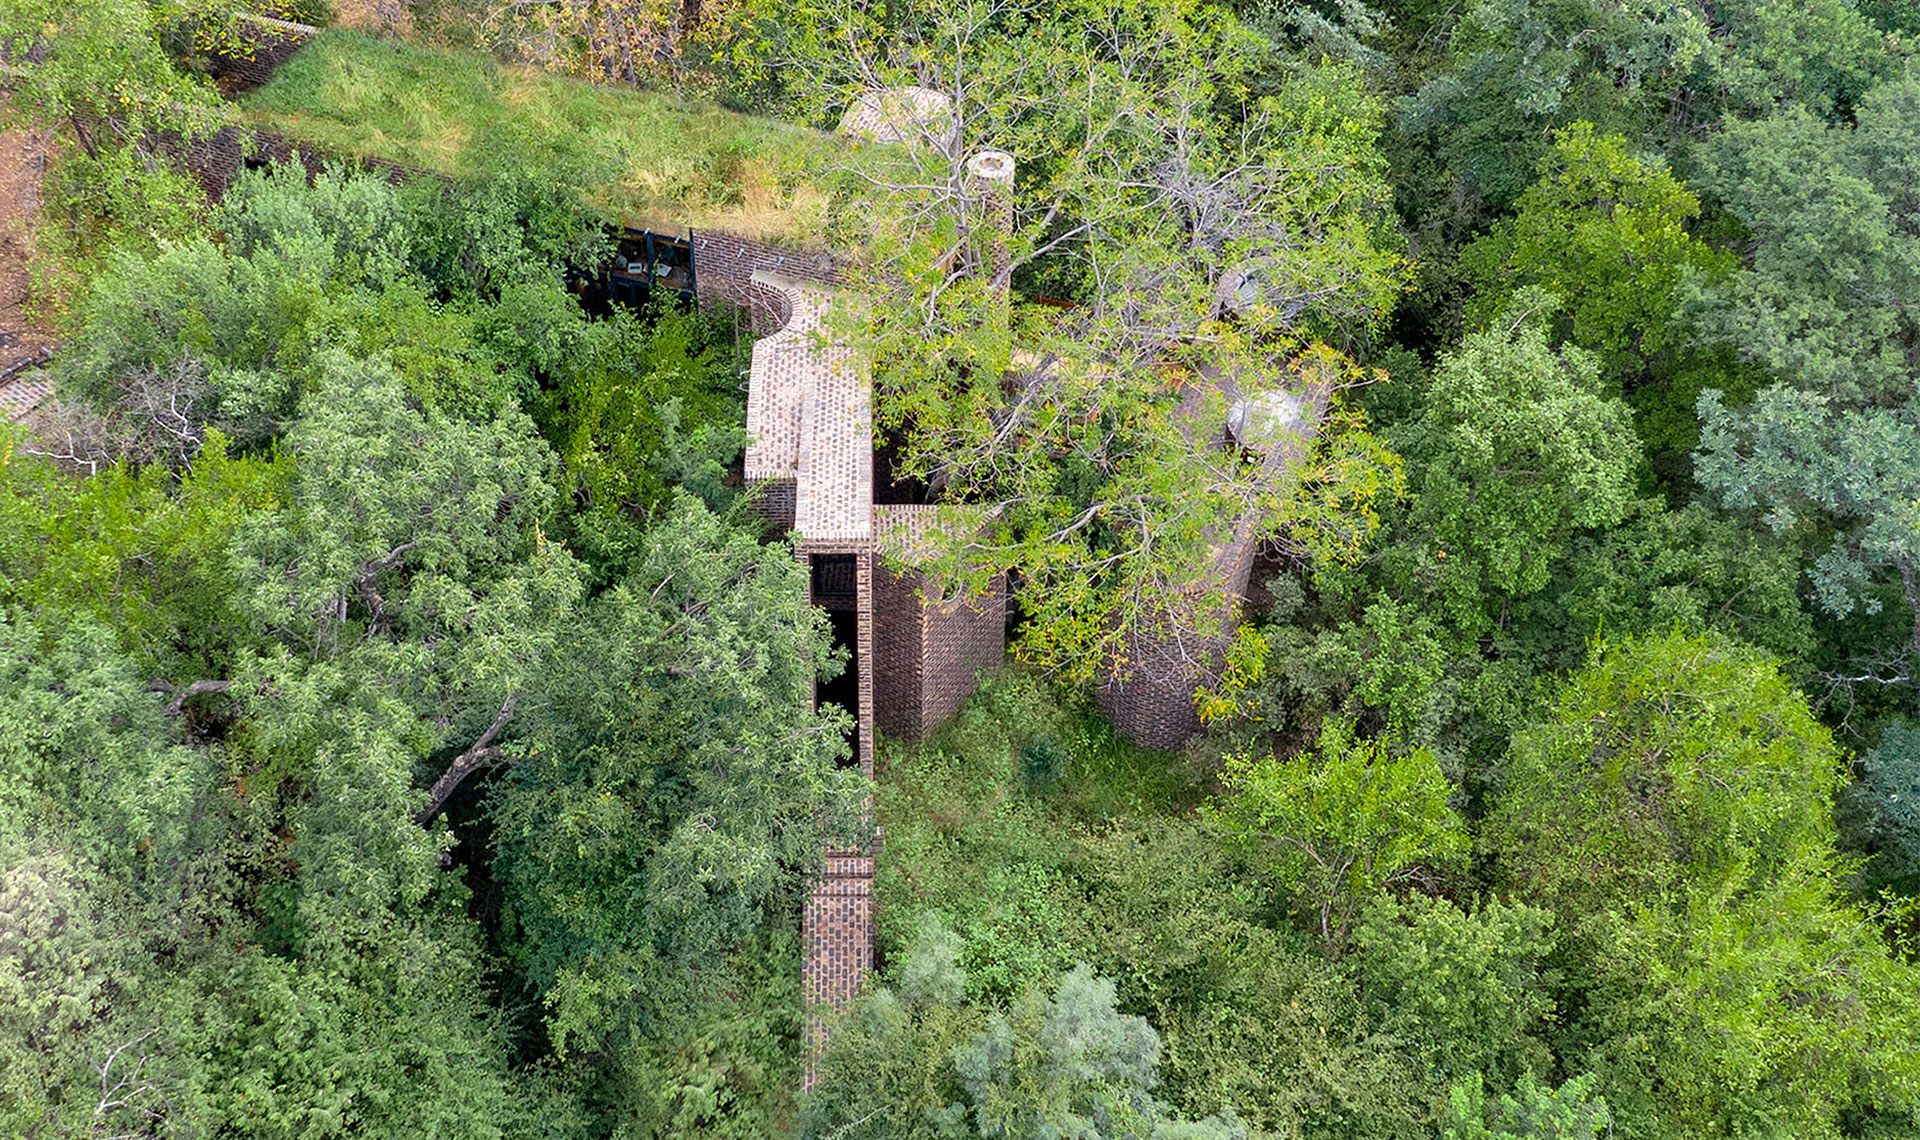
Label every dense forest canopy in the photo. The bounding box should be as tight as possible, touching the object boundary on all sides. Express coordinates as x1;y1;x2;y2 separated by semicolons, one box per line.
0;0;1918;1137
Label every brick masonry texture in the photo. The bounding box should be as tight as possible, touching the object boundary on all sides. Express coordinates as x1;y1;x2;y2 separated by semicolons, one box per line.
1097;377;1333;750
178;126;424;205
744;272;872;545
873;557;1006;741
695;234;841;316
745;281;1008;1076
801;853;873;1087
208;16;320;93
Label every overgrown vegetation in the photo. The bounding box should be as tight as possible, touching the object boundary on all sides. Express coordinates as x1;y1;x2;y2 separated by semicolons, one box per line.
242;31;828;243
3;0;1920;1137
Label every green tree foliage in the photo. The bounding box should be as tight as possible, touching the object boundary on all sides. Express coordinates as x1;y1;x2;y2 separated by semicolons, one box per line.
55;164;526;447
0;613;526;1140
400;171;611;304
1691;75;1920;408
872;677;1434;1134
1385;302;1638;630
1706;0;1896;120
1843;720;1920;892
1464;123;1732;381
1506;499;1813;675
1686;77;1920;687
0;0;227;248
1489;633;1839;907
1442;1072;1610;1140
20;1;1920;1133
0;435;286;675
229;350;564;656
789;0;1409;684
490;498;866;1128
531;304;747;579
1696;384;1920;684
1397;0;1893;218
1399;0;1709;210
1213;718;1466;950
3;149;814;1138
1354;896;1558;1092
1490;633;1920;1137
805;931;1245;1140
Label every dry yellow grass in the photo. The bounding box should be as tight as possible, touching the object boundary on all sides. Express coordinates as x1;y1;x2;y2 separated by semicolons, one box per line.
331;0;413;37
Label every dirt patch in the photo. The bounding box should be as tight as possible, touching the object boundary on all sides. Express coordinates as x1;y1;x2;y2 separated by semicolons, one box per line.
333;0;414;37
0;122;52;378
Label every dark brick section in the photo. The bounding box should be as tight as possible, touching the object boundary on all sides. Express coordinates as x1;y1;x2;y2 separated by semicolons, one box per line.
873;563;1007;741
751;478;798;534
1097;374;1333;751
854;551;876;779
176;126;426;204
206;16;319;94
919;576;1007;729
802;853;874;1088
694;233;841;315
871;565;925;738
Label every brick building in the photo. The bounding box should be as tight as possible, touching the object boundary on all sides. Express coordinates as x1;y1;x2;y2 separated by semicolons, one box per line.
739;271;1006;1080
177;31;1323;1079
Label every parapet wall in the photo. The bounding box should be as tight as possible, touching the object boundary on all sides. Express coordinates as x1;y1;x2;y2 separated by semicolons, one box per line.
695;233;841;321
207;15;320;93
177;125;421;202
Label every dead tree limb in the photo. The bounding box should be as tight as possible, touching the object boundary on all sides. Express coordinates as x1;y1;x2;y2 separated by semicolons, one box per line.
417;692;519;824
150;679;234;716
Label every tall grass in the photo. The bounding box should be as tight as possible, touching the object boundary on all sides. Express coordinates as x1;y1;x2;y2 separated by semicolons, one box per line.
241;31;828;245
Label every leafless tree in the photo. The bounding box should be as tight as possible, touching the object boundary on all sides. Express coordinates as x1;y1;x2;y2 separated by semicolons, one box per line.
23;357;210;472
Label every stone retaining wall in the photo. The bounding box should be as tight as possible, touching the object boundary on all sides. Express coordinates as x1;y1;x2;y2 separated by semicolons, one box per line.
207;15;320;93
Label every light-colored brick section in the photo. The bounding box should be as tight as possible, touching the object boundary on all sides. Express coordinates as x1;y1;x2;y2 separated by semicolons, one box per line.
744;271;872;544
0;373;50;421
747;272;885;1086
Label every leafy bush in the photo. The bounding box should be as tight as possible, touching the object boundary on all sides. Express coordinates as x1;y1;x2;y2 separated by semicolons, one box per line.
805;931;1246;1140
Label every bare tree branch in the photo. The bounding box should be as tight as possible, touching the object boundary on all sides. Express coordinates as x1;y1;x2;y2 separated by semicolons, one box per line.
417;691;520;824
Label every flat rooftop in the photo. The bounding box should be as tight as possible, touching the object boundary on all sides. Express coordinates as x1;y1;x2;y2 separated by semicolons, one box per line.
745;272;873;544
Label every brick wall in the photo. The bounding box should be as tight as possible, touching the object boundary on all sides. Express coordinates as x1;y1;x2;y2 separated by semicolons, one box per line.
871;563;926;739
801;548;879;1088
916;573;1006;733
801;852;873;1089
855;551;875;778
1097;646;1205;751
750;479;797;535
176;125;428;204
872;564;1006;741
694;233;841;316
1097;525;1259;751
207;16;319;93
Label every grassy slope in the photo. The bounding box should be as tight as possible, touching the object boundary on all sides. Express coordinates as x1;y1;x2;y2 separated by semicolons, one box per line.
241;31;828;245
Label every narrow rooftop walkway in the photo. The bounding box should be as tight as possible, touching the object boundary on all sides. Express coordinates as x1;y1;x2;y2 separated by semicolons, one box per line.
744;271;872;544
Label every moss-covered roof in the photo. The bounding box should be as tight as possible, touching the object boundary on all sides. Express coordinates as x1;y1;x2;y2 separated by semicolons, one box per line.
240;31;829;247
